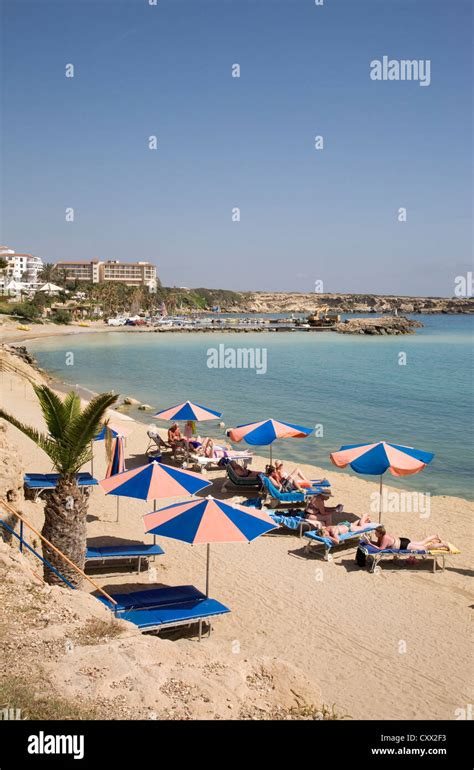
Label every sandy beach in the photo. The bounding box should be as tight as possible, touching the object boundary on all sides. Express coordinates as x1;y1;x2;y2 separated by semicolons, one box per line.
0;341;472;721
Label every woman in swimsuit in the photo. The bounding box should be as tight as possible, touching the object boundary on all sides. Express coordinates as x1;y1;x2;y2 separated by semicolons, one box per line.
315;513;372;545
367;526;449;552
304;493;344;528
270;460;314;492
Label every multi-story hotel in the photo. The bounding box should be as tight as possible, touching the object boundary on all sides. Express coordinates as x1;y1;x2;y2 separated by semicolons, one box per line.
0;246;44;289
54;260;157;292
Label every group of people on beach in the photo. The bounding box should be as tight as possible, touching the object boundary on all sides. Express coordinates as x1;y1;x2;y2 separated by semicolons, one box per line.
165;428;450;553
267;460;450;551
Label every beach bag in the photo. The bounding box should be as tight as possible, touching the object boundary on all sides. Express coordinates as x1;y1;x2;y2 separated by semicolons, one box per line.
355;546;367;568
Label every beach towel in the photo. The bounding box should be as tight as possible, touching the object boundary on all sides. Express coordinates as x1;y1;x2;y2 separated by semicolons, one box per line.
427;542;460;555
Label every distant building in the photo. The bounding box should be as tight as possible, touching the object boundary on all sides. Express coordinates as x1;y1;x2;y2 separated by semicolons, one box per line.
54;259;157;292
0;246;44;293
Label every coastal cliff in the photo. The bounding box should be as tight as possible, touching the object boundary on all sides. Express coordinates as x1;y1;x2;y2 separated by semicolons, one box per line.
216;291;474;315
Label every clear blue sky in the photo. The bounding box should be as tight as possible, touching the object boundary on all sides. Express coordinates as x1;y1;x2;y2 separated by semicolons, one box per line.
1;0;472;295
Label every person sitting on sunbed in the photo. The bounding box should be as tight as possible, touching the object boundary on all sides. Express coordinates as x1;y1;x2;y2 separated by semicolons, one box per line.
314;513;372;545
168;423;187;452
304;493;344;528
269;460;312;492
365;526;450;552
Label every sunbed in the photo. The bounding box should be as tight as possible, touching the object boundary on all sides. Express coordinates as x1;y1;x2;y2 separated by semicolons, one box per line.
24;472;98;501
222;461;262;490
146;430;171;457
97;584;230;640
359;542;460;574
304;523;378;560
268;511;312;536
187;444;253;473
259;474;331;508
86;542;164;575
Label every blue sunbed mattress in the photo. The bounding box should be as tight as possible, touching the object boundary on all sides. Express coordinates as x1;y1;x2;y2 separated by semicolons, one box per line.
121;597;230;630
304;524;377;547
97;584;204;612
24;472;98;488
362;544;427;556
86;544;164;559
269;512;305;530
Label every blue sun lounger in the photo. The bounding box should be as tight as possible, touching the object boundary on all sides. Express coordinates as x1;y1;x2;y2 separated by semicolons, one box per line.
304;524;378;560
97;584;230;640
24;472;98;501
268;511;312;536
86;543;164;575
360;543;449;574
259;474;331;508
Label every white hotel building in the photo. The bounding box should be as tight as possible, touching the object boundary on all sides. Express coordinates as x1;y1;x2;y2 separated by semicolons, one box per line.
0;246;44;293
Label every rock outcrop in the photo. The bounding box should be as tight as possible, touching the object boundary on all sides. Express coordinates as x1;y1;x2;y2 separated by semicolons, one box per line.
333;316;423;335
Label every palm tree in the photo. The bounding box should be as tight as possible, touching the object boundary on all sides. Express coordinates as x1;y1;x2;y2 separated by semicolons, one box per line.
38;262;57;284
0;386;117;588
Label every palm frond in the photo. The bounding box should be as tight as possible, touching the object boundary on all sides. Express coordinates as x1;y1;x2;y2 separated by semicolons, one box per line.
1;389;118;477
62;392;118;469
32;385;68;439
0;408;61;465
62;391;81;425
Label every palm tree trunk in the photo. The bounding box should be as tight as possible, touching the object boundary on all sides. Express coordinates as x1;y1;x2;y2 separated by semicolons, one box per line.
41;479;88;588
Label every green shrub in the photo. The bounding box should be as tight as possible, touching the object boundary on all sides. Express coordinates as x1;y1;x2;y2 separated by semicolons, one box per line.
51;309;72;325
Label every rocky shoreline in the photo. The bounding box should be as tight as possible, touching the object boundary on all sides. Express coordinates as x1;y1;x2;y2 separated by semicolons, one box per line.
333;316;423;335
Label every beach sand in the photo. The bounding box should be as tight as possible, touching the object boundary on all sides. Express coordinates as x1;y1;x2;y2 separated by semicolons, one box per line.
0;354;472;721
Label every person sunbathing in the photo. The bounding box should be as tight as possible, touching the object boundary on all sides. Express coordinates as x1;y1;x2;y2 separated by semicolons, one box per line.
195;436;216;457
365;526;450;552
314;513;372;545
229;460;260;479
304;494;344;528
270;460;313;492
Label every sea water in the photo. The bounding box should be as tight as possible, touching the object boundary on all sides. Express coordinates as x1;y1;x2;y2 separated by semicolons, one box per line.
28;315;473;500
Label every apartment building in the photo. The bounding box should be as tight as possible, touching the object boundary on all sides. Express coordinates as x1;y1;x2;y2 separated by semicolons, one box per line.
54;259;157;292
0;246;44;289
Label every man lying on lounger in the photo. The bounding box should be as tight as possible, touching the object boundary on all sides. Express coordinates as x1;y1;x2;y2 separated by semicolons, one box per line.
363;526;450;552
313;513;373;545
303;493;344;528
228;460;260;479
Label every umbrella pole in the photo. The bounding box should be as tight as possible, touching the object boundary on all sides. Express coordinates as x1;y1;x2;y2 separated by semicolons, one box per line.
91;441;94;476
269;445;272;466
205;543;210;598
379;475;383;523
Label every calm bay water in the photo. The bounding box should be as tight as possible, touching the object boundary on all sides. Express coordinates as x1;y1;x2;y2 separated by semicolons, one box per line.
28;315;473;500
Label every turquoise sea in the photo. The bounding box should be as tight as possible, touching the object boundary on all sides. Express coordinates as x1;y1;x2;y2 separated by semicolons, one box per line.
28;315;473;500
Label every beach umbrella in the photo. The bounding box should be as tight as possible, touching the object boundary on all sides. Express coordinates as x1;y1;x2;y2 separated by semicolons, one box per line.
227;419;313;464
330;441;435;522
99;460;211;522
143;495;276;596
105;436;126;478
154;400;222;461
154;400;222;422
91;421;133;475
